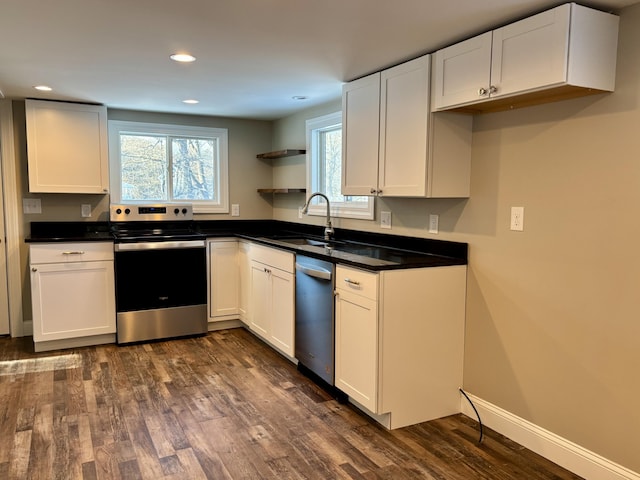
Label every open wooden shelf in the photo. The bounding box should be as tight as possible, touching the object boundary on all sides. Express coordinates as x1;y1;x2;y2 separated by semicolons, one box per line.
256;149;306;160
257;188;306;194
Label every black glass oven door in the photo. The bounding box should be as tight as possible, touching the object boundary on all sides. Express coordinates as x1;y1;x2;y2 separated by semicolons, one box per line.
114;246;206;312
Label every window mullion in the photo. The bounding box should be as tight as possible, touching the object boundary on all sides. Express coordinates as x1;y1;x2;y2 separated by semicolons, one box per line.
167;136;174;201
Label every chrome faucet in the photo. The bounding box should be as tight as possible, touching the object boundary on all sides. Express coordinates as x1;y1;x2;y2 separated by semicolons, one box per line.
301;192;334;240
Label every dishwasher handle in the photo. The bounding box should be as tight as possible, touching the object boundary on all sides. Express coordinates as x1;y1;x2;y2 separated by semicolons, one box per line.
295;262;332;281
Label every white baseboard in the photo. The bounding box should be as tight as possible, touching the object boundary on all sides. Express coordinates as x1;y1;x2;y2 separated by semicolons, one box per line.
460;392;640;480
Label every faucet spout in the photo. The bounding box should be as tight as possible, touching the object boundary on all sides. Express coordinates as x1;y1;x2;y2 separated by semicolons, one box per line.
301;192;334;240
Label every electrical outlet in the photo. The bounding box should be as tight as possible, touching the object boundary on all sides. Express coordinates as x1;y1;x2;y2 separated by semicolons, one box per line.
380;211;392;229
231;204;240;217
81;204;92;218
23;198;42;214
510;206;524;231
298;207;303;219
429;214;439;234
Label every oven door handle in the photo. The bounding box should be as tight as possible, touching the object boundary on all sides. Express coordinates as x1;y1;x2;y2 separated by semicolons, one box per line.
115;240;206;251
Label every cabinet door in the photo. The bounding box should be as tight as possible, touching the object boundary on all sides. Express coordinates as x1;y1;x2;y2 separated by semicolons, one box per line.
25;100;109;194
249;260;270;338
208;240;239;320
432;32;492;110
378;55;430;197
335;288;378;412
491;4;570;98
268;268;294;357
31;261;115;342
341;72;381;196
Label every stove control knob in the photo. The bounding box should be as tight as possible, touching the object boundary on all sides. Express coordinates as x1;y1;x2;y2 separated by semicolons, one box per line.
174;208;180;215
115;208;122;215
124;208;131;215
182;208;188;215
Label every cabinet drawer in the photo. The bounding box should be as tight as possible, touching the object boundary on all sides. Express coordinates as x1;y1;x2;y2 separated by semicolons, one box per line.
336;266;378;300
250;243;294;273
30;242;114;264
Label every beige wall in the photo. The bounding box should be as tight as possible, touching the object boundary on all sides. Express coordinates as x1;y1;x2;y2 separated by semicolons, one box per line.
271;4;640;472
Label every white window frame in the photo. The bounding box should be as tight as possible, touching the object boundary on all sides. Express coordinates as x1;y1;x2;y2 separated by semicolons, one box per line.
108;120;229;214
305;112;373;220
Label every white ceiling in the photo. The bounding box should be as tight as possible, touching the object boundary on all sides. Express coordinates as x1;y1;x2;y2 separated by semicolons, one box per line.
0;0;636;120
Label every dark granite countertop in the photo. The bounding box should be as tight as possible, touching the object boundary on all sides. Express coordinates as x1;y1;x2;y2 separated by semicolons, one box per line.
27;222;114;242
26;220;467;271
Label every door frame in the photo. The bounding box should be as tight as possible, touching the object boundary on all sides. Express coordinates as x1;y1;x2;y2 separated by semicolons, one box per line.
0;100;25;337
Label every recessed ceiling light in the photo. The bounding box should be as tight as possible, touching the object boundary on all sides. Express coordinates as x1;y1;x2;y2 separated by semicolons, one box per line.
183;99;199;104
292;95;308;100
34;85;53;91
170;53;196;63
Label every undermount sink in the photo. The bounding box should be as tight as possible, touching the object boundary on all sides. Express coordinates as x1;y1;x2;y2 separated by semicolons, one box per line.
257;236;403;267
262;236;343;248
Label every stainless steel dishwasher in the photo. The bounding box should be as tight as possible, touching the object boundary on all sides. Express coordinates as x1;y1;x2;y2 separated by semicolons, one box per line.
295;254;335;385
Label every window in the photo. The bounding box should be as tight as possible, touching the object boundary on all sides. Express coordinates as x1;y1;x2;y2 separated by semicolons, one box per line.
108;121;229;213
305;112;373;220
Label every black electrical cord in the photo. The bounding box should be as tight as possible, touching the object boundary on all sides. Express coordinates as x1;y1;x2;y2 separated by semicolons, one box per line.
459;388;484;443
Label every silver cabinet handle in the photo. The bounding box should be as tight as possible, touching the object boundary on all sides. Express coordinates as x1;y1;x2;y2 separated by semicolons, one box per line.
62;251;85;255
489;85;498;94
343;278;360;286
478;87;488;96
370;188;377;194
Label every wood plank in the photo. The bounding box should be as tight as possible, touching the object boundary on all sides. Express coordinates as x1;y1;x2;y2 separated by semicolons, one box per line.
0;329;583;480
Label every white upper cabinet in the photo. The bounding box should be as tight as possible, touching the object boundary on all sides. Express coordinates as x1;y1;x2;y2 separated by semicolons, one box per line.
432;32;493;111
26;99;109;194
378;57;431;197
342;55;472;198
433;3;619;112
342;72;381;196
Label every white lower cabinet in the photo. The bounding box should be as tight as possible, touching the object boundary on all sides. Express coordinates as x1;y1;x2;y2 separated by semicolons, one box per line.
208;239;239;322
30;242;116;351
335;264;467;429
335;268;378;411
249;244;295;357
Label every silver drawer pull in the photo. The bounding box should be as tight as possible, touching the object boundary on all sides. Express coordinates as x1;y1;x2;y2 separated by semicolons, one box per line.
343;278;360;286
62;251;85;255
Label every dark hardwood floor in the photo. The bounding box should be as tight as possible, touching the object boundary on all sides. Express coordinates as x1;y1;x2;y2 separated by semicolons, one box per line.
0;328;582;479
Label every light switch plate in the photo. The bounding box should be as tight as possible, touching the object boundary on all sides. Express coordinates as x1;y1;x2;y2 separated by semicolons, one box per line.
81;204;92;217
231;204;240;217
23;198;42;214
380;211;392;229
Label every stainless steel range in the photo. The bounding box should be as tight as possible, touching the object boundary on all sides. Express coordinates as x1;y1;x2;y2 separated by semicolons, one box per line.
110;204;207;344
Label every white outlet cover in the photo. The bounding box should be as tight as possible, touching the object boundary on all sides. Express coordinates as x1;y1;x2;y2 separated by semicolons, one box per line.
81;204;92;217
510;206;524;231
231;204;240;216
381;211;392;229
429;214;439;234
23;198;42;214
